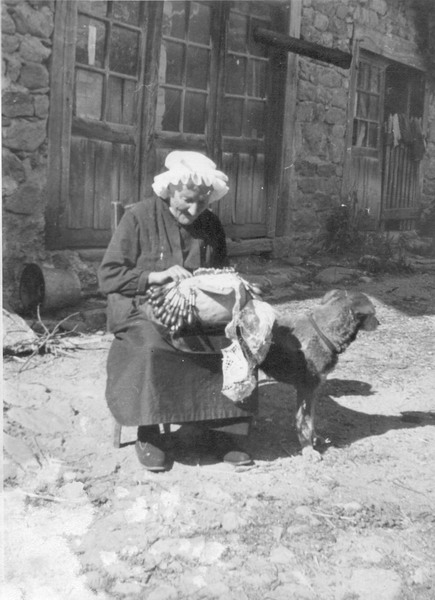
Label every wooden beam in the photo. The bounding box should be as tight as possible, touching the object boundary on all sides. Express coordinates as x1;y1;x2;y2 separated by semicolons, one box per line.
254;27;352;69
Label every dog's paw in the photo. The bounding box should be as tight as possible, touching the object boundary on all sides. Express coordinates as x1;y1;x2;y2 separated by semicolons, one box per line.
302;446;323;462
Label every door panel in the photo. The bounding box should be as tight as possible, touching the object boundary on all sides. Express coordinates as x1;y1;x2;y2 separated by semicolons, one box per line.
154;0;287;240
61;1;146;247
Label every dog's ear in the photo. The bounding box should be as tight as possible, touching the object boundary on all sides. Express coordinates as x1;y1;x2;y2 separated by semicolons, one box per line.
360;314;379;331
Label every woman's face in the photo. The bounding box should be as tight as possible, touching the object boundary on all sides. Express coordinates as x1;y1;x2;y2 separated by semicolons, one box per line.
168;181;213;225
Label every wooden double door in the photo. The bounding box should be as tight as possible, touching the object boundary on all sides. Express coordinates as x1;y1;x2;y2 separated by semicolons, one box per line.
48;0;289;248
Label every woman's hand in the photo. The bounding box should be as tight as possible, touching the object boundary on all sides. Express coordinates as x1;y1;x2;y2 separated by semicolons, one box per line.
148;266;192;286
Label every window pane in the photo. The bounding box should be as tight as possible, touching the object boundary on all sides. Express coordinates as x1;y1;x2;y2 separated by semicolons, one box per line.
222;98;243;136
369;67;380;93
357;93;368;118
186;46;209;89
357;62;369;90
248;17;270;57
161;88;181;131
110;26;139;76
368;123;378;148
163;41;184;85
112;1;140;25
107;76;136;124
247;59;266;98
226;56;246;94
77;1;107;18
75;68;103;119
163;1;186;39
189;2;211;45
352;119;367;147
228;12;247;53
184;92;206;133
76;16;106;68
245;100;264;138
369;95;379;120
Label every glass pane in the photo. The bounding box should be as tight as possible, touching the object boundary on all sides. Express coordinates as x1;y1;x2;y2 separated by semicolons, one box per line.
247;59;266;98
352;119;367;147
189;2;211;45
77;1;107;18
369;67;380;93
107;77;136;124
357;62;369;90
112;1;140;25
75;68;103;119
248;17;270;57
76;16;106;68
368;123;378;148
162;1;186;39
245;100;264;138
228;12;247;53
226;56;246;94
368;95;379;120
110;26;139;76
186;46;209;89
357;93;368;118
163;41;184;85
222;98;243;136
161;88;181;131
184;91;206;134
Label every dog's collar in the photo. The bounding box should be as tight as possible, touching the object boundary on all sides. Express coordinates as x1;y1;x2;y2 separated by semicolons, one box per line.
308;314;340;354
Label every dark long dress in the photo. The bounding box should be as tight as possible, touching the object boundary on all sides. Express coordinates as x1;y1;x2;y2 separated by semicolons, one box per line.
98;196;256;431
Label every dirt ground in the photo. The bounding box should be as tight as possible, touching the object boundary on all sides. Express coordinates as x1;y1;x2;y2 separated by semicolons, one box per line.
3;264;435;600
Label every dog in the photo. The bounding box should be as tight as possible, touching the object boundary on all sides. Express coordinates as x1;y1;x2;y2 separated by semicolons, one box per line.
259;289;379;459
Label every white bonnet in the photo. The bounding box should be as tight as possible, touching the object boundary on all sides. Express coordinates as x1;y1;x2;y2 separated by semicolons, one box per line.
152;151;229;203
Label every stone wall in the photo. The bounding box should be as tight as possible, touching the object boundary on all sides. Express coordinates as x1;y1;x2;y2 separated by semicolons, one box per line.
2;0;53;308
291;0;435;240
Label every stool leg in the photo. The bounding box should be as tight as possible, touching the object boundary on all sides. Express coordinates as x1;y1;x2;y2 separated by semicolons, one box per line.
113;422;122;448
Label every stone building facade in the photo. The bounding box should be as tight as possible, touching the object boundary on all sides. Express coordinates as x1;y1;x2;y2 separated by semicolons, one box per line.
2;0;435;310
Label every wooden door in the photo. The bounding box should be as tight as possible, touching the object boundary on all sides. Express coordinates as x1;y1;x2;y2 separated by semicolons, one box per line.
345;54;385;229
61;0;148;247
151;0;288;240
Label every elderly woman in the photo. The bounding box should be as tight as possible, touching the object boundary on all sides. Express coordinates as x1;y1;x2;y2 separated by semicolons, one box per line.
98;151;256;471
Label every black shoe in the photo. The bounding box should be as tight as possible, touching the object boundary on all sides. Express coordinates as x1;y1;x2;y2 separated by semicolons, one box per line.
136;425;167;471
135;440;167;471
208;431;253;466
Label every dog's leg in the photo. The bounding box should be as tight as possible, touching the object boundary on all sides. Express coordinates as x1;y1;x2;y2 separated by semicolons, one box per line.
295;384;322;461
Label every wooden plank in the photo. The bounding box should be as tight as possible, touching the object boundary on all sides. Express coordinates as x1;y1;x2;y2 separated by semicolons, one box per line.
72;117;135;145
227;238;273;256
46;1;77;247
94;141;113;230
219;152;238;225
66;137;86;229
119;144;136;205
236;153;252;224
252;153;265;223
381;207;420;220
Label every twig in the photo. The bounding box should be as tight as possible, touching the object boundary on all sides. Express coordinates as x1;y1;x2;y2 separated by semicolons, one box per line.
20;490;82;504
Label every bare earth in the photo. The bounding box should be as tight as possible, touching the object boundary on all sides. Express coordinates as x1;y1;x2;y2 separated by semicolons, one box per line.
3;269;435;600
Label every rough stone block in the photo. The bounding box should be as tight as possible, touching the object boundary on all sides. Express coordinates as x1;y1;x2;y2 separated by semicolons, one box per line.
314;13;329;31
2;148;26;182
3;117;46;151
4;180;43;214
34;94;49;117
2;90;33;117
2;33;21;54
19;34;51;62
11;3;54;38
19;62;49;89
325;107;345;125
1;8;16;34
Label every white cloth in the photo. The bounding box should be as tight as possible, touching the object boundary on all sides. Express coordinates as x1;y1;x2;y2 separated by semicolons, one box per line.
152;151;229;203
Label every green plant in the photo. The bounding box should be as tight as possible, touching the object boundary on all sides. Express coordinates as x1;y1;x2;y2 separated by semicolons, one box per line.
322;195;363;253
417;199;435;238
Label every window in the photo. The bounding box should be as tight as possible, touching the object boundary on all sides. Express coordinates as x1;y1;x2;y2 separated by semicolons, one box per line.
74;1;145;125
352;60;382;149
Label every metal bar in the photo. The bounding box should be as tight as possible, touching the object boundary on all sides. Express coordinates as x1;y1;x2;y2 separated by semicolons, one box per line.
253;27;352;69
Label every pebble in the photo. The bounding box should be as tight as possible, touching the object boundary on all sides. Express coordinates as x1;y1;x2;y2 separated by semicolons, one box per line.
112;581;143;596
343;568;402;600
341;501;363;514
145;584;179;600
270;545;296;564
221;511;243;531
